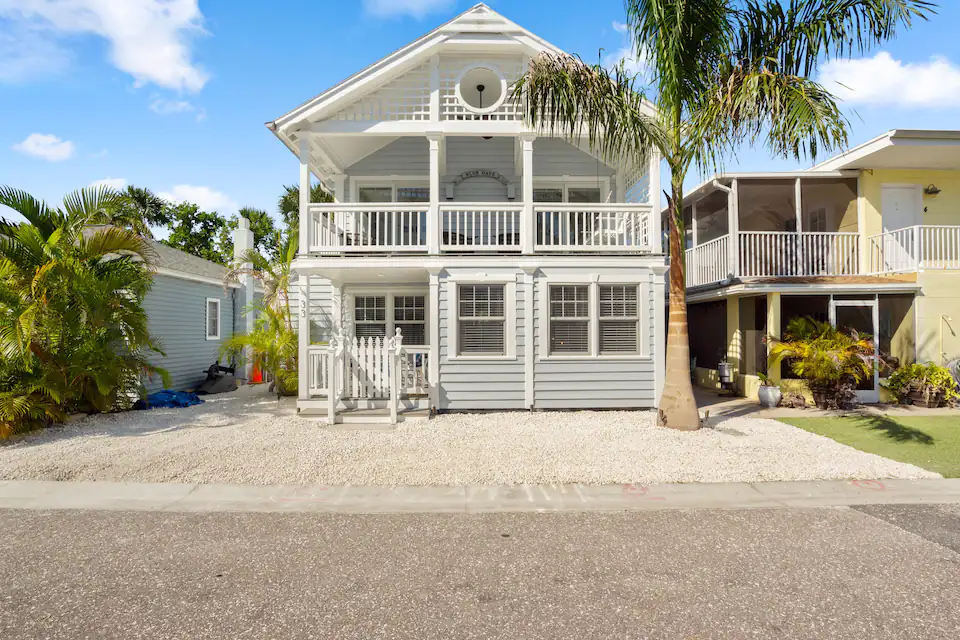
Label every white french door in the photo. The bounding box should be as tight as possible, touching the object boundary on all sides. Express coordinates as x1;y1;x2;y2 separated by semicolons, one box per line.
829;297;880;404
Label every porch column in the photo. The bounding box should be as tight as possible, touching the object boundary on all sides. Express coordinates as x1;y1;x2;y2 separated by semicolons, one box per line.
297;273;311;401
427;132;442;255
729;179;740;277
299;135;311;256
766;292;782;384
726;295;742;394
521;134;536;254
428;268;441;411
794;177;804;275
331;173;346;203
649;150;662;253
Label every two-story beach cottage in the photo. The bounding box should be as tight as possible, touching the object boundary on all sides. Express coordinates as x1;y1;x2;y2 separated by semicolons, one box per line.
677;129;960;403
266;4;665;422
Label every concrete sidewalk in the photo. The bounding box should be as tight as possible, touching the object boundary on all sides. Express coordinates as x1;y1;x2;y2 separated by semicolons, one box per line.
2;478;959;514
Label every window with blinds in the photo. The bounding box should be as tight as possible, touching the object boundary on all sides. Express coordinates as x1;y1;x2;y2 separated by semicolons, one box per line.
355;296;386;338
394;295;426;345
458;284;505;355
600;285;639;354
549;285;589;354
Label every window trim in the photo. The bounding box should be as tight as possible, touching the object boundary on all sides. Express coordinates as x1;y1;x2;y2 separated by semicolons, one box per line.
205;297;221;341
347;288;429;346
537;277;651;360
533;177;612;203
548;284;591;356
448;278;517;361
598;284;641;356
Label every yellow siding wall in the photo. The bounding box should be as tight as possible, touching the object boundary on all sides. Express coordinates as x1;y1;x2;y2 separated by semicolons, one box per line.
860;169;960;233
916;272;960;363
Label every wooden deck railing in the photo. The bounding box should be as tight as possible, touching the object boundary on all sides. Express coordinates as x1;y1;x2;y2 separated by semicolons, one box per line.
685;235;731;287
533;204;653;252
439;205;522;251
738;231;860;278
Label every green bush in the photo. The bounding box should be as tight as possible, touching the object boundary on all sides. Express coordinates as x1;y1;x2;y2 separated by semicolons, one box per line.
0;186;167;438
883;363;959;407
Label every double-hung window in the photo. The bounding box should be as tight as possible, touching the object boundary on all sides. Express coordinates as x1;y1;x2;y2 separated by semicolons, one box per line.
394;295;426;345
205;298;221;341
458;284;505;355
599;285;639;354
549;285;590;354
355;296;386;338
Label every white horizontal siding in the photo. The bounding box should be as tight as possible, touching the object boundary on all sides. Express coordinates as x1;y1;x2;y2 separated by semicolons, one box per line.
533;137;615;177
289;275;336;341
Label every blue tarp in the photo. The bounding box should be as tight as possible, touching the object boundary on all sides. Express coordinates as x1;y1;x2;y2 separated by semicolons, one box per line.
135;390;204;410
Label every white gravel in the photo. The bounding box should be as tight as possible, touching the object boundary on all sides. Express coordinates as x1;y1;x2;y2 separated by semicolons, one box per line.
0;386;939;486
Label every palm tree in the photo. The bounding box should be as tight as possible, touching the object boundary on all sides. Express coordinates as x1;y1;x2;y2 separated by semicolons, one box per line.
0;185;165;434
95;185;170;236
224;229;298;331
515;0;933;430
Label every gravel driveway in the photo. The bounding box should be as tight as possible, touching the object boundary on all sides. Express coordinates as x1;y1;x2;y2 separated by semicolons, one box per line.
0;386;939;485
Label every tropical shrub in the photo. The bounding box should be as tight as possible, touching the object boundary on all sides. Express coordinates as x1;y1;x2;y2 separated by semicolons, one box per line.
768;317;876;410
221;231;299;398
0;185;168;437
883;363;959;407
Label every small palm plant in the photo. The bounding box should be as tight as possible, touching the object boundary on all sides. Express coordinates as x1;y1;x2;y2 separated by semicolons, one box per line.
769;317;875;409
220;304;298;398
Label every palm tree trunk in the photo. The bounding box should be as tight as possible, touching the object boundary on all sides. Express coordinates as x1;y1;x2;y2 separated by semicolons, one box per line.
656;178;700;430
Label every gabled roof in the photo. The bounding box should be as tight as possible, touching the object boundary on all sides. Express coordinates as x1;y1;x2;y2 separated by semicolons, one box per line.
268;3;565;133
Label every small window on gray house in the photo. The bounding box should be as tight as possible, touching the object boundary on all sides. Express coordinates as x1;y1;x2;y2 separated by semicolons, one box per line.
205;298;221;341
600;285;639;354
355;296;386;339
550;285;590;354
458;285;505;355
397;187;429;202
394;295;426;345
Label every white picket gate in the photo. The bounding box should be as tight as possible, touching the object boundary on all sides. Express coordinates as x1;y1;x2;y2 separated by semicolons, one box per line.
323;330;405;424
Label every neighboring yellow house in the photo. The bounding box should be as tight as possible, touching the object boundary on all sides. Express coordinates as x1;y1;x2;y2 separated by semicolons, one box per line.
675;129;960;403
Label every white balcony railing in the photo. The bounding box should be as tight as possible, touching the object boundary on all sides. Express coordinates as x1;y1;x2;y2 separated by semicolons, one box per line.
439;204;522;251
308;204;427;253
869;225;960;273
305;203;657;255
738;232;860;277
685;235;731;287
534;204;652;252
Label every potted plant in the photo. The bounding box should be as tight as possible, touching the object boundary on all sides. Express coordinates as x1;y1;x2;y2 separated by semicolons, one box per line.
756;373;782;408
768;317;876;410
883;363;959;408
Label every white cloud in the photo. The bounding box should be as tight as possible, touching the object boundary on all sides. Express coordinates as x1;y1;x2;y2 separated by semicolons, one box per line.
89;177;127;190
158;185;238;213
363;0;453;19
819;52;960;108
603;20;646;76
149;98;195;115
12;133;75;161
0;0;208;92
0;20;71;82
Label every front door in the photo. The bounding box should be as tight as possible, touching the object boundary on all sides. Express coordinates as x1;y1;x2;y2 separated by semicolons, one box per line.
829;298;880;403
880;184;922;271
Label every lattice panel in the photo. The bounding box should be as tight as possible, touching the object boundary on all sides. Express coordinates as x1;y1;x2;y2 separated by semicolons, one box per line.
330;62;431;122
626;171;650;204
440;56;525;122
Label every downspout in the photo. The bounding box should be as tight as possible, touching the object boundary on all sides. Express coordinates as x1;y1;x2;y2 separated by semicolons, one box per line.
712;179;738;279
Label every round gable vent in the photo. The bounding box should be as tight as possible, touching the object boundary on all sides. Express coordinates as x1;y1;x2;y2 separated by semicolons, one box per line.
456;64;507;114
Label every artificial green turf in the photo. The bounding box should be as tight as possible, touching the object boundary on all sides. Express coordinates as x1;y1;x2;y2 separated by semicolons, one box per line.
779;416;960;478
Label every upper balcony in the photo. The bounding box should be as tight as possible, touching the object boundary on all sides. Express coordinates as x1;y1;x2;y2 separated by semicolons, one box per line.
304;202;657;256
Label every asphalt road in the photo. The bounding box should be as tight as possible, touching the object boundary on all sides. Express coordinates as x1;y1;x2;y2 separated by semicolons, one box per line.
1;506;959;639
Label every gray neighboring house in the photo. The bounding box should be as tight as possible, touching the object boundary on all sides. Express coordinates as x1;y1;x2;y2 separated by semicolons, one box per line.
141;220;258;392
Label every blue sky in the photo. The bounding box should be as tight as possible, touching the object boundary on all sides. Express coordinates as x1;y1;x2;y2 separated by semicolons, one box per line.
2;0;959;223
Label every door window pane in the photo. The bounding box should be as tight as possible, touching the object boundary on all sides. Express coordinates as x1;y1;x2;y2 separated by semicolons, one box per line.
534;188;563;203
359;187;392;203
568;187;602;203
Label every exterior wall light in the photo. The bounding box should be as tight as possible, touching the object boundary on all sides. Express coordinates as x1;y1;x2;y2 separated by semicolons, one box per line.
924;184;942;196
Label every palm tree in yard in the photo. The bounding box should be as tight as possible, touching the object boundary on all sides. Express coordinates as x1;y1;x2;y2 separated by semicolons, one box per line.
515;0;934;430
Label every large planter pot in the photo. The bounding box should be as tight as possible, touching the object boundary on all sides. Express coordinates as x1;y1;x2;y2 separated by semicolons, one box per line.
907;389;943;408
758;385;782;409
